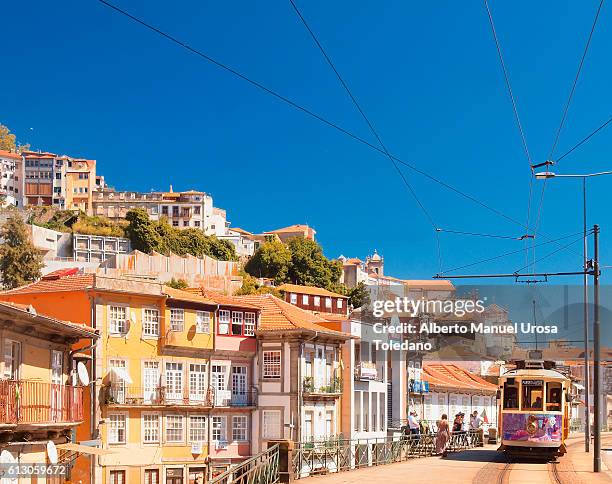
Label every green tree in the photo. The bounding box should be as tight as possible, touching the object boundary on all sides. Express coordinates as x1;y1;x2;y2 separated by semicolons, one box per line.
0;124;30;152
244;239;292;284
0;216;44;289
125;209;164;253
347;282;371;309
165;278;189;289
286;237;342;290
235;271;280;296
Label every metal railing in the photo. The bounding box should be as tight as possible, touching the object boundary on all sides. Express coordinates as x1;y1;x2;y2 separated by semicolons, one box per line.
302;377;342;395
292;430;483;479
210;444;280;484
0;380;83;425
105;385;257;407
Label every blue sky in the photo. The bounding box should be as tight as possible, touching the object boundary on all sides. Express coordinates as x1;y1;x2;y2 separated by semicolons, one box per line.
2;0;612;281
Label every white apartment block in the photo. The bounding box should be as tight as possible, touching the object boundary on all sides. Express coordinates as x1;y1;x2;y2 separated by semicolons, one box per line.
0;150;23;207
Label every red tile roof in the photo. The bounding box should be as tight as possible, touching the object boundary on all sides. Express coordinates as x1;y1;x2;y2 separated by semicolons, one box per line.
235;294;350;338
0;274;95;295
185;288;260;310
423;364;497;393
0;150;21;160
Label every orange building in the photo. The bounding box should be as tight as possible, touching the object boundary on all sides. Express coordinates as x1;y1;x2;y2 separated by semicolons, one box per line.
0;272;260;483
65;158;96;214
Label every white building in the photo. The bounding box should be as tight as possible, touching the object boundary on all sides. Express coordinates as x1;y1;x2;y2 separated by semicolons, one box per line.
0;149;23;207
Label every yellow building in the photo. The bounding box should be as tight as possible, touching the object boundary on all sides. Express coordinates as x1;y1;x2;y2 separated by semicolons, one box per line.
0;301;97;483
0;273;260;484
65;158;96;214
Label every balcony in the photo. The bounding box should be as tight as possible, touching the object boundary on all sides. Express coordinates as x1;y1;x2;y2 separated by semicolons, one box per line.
105;385;214;407
354;362;382;381
302;377;343;397
0;380;83;426
104;385;256;407
213;388;257;407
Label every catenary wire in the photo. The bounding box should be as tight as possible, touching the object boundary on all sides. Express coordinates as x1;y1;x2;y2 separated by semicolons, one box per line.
556;114;612;163
436;228;525;240
98;0;585;266
439;230;585;274
483;0;535;271
286;0;443;271
532;0;605;273
513;231;591;273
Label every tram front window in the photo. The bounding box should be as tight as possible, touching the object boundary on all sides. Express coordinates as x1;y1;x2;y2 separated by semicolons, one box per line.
522;380;544;411
546;382;562;411
503;382;519;409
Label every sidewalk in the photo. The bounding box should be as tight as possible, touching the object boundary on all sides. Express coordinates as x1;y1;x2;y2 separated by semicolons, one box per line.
563;434;612;484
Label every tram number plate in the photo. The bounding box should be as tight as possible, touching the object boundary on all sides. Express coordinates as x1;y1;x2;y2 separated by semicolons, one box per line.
522;379;543;386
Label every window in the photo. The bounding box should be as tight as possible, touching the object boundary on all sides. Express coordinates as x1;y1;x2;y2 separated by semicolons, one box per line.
314;296;320;306
143;309;160;337
244;312;256;336
166;415;183;442
108;414;126;444
165;362;183;400
218;310;230;334
172;206;179;217
212;416;226;441
183;220;189;227
189;416;207;442
3;340;21;380
304;412;313;441
337;298;343;309
172;220;179;227
143;414;160;443
189;364;207;402
170;309;184;331
263;351;281;379
302;295;309;304
110;470;126;484
231;311;243;335
194;221;201;227
290;293;297;304
325;411;334;436
144;469;159;484
325;297;332;309
546;382;563;411
521;380;544;411
109;306;127;335
503;381;519;410
161;206;169;215
232;415;248;441
196;311;211;333
262;410;281;439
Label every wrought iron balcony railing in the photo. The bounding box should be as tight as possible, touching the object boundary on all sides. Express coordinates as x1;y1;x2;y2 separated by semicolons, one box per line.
0;380;83;425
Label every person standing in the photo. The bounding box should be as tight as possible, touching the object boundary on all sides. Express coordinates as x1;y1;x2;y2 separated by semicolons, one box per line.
436;414;451;457
408;411;420;435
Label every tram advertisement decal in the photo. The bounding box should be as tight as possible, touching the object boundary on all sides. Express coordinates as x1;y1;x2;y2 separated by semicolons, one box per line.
502;414;562;442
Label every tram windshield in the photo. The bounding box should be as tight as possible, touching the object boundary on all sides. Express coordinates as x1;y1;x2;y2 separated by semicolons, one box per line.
521;379;544;411
503;381;519;409
546;382;562;411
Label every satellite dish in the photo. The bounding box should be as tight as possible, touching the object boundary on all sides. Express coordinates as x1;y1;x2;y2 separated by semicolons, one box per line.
0;449;16;464
77;362;90;386
47;441;58;465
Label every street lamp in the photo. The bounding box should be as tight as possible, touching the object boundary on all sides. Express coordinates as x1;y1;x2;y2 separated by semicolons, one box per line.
534;169;611;459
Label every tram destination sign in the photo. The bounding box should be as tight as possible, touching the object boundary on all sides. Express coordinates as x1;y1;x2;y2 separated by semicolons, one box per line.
522;379;543;386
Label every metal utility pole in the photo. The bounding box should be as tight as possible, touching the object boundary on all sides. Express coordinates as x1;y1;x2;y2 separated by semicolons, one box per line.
593;224;601;472
583;178;590;452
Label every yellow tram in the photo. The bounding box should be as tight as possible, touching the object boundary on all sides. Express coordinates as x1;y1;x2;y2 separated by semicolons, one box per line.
497;352;571;460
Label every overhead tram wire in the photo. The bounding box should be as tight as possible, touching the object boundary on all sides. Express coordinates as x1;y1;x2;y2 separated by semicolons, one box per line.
98;0;585;263
435;228;528;240
532;0;605;271
483;0;535;271
556;114;612;163
438;230;585;275
285;0;444;271
513;231;592;274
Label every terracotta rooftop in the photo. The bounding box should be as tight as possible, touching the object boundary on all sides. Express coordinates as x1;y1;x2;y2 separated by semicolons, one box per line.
343;258;363;265
0;301;97;338
185;288;260;310
235;294;350;338
423;364;497;393
264;224;315;234
162;286;217;306
0;150;21;160
277;283;348;299
0;274;95;295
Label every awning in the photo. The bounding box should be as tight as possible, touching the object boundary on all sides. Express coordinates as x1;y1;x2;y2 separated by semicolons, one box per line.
572;382;585;390
110;367;133;384
56;443;115;456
